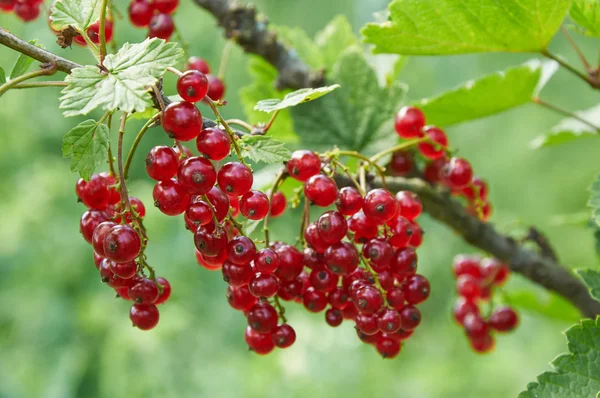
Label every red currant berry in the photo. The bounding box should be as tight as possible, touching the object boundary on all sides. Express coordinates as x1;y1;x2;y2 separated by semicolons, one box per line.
463;313;489;339
254;248;280;274
418;126;448;159
348;212;378;243
153;0;179;14
227;285;257;311
272;324;296;349
362;238;393;271
194;225;229;257
456;274;482;300
247;302;278;334
389;150;414;176
462;177;489;201
129;278;159;304
177;70;209;102
130;304;160;330
356;313;379;335
452;255;483;278
342;303;358;320
403;274;430;305
303;248;325;270
386;329;413;342
222;260;253;287
453;297;480;325
154;277;171;305
177;156;217;195
227;236;256;265
304;174;338;207
423;158;447;183
378;309;403;333
309;268;338;293
103;225;141;264
148;13;174;39
335;187;363;216
108;259;137;279
196;128;230;160
162;101;202;141
86;20;113;44
376;336;401;359
395;106;425;138
442;157;473;188
274;244;304;281
278;278;303;301
244;326;275;355
80;210;109;243
153;179;191;216
386;287;406;310
185;198;213;228
409;222;423;248
187;57;211;74
128;0;154;27
481;258;510;286
489;306;519;332
15;2;40;21
399;305;421;331
287;150;321;181
92;221;117;257
302;287;328;313
390;248;418;277
353;285;384;315
206;74;226;100
469;334;495;354
304;222;329;253
269;192;287;217
217;162;253;196
76;174;110;209
324;242;359;276
396;191;422;221
249;273;279;298
328;286;350;309
240;190;270;220
363;189;398;224
195;248;226;271
316;211;348;245
388;216;414;248
325;308;343;327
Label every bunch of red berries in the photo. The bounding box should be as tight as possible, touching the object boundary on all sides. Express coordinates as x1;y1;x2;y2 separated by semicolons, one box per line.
389;106;492;221
452;255;519;353
127;0;179;40
1;0;42;21
78;173;171;331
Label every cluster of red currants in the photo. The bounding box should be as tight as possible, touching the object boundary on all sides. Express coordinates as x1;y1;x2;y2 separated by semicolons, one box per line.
127;0;179;40
0;0;42;21
78;173;171;331
451;255;519;353
389;106;492;221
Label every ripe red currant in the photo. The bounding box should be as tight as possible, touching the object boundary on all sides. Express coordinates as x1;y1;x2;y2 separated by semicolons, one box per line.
240;190;270;220
269;192;287;217
325;308;343;327
92;221;117;257
403;274;430;304
249;273;279;298
254;248;280;274
363;189;398;224
395;106;425;138
362;238;393;271
221;260;253;287
196;128;230;160
206;74;226;100
155;277;172;305
76;174;110;209
217;162;253;196
194;225;229;257
148;13;174;39
375;336;401;359
227;285;257;311
453;297;480;325
356;313;379;335
389;151;414;176
418;126;448;159
103;225;141;264
187;57;211;74
489;306;519;332
377;309;402;333
247;302;278;334
80;210;109;243
206;187;230;221
128;0;154;27
353;285;384;315
162;101;202;141
129;278;159;304
399;305;421;331
316;211;348;245
302;287;328;313
396;191;423;221
304;174;338;207
153;179;191;216
227;236;256;265
274;244;304;281
324;242;359;276
177;156;217;195
130;303;160;330
272;324;296;348
390;247;418;277
456;274;482;300
287;150;321;181
442;157;473;188
177;70;209;102
335;187;363;216
244;326;275;355
153;0;179;14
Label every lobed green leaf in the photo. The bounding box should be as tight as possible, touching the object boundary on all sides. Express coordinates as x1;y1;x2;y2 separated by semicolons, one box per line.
50;0;103;32
239;135;291;164
254;85;341;113
577;269;600;302
531;105;600;148
62;119;110;180
570;0;600;37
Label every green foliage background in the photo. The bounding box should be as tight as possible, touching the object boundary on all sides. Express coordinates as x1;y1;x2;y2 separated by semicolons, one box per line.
1;0;600;397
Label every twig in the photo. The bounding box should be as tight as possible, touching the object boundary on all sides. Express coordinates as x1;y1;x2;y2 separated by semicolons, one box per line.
11;81;67;89
263;168;288;247
541;49;600;89
0;63;57;97
203;96;246;165
533;97;600;131
124;113;161;179
98;0;110;64
218;39;234;80
561;26;591;73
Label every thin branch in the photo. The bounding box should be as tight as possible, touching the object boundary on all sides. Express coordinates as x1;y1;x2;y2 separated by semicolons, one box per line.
124;113;161;179
193;0;323;89
98;0;110;64
334;174;600;318
0;63;57;97
11;81;67;89
542;49;600;89
561;26;591;72
533;97;600;131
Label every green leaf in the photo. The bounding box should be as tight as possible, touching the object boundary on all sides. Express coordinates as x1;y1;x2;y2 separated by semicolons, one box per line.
0;67;6;85
62;119;110;180
239;135;291;164
362;0;573;55
519;317;600;397
589;175;600;227
314;15;358;70
571;0;600;37
60;38;182;116
50;0;103;32
254;85;341;113
508;290;580;323
577;269;600;302
292;47;406;151
10;40;41;79
416;60;556;127
531;105;600;149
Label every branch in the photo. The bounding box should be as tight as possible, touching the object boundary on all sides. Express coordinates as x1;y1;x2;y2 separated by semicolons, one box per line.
335;174;600;318
0;28;81;74
193;0;323;90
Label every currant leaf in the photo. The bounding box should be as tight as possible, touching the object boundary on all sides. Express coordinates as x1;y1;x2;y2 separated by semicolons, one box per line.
314;15;358;70
577;269;600;302
50;0;103;32
588;173;600;227
362;0;573;55
571;0;600;37
239;135;291;164
10;40;41;79
0;67;6;85
520;317;600;397
254;85;340;113
417;60;557;127
60;38;182;116
62;119;110;180
531;105;600;149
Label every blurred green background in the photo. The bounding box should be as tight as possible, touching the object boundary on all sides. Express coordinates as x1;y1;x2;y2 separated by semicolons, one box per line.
1;1;600;397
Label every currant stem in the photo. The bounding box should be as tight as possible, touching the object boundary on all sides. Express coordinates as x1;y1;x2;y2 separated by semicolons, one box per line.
227;213;245;236
166;66;183;77
263;168;288;247
296;197;310;247
106;113;116;176
225;119;253;132
541;49;600;89
263;110;280;134
10;81;67;89
204;96;247;166
334;150;388;190
173;25;191;61
272;295;288;323
218;39;234;81
332;159;364;195
369;138;428;164
124;113;161;179
533;97;600;131
358;253;387;298
98;0;110;64
561;26;591;72
202;194;222;235
117;113;131;213
0;63;57;97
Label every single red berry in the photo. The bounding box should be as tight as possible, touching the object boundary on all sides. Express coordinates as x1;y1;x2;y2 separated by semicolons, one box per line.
153;0;179;14
270;192;287;217
353;285;384;315
240;190;269;220
103;225;141;264
247;302;278;334
356;313;379;335
452;255;483;278
226;285;257;311
274;244;304;281
396;191;422;221
76;174;110;209
328;286;350;309
418;126;448;159
195;248;227;271
80;210;109;243
303;248;325;270
128;0;154;27
287;150;321;181
108;259;137;279
155;277;172;305
463;313;489;339
254;248;280;274
148;13;174;39
249;273;279;298
205;187;230;221
469;333;495;354
187;57;211;74
227;236;257;265
342;303;358;320
272;324;296;348
399;305;421;331
206;74;226;100
93;252;105;269
403;274;430;305
462;177;489;201
386;329;413;342
309;268;338;293
324;242;359;276
185;198;213;229
409;221;423;248
302;287;328;313
177;156;217;195
395;106;425;138
377;309;403;333
221;260;253;287
325;308;343;327
363;189;398;224
456;274;482;300
120;197;146;223
356;329;381;345
453;297;480;325
335;187;363;216
92;221;117;257
304;222;329;253
386;287;405;310
378;270;395;290
481;258;510;286
304;174;338;207
177;70;209;102
388;151;414;176
390;248;418;277
489;306;519;332
86;20;113;44
129;278;159;304
387;216;413;248
162;101;202;141
362;238;393;271
195;128;230;161
278;278;303;301
424;158;447;183
0;0;15;12
348;212;378;243
244;326;275;355
15;2;40;21
217;162;253;196
194;225;229;257
316;211;348;245
376;336;402;359
130;304;160;330
153;179;191;216
442;157;473;188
